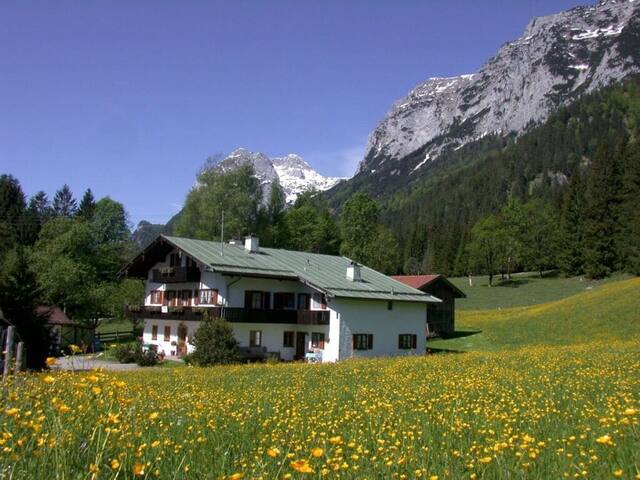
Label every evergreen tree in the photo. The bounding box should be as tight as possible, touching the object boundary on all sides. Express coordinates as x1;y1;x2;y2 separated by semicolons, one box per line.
339;192;380;262
29;191;51;222
52;184;77;217
583;145;622;278
0;246;53;369
77;188;96;220
559;168;586;275
618;141;640;273
0;174;27;250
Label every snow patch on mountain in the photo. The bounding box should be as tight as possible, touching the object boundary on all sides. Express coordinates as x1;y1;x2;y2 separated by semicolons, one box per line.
214;149;344;204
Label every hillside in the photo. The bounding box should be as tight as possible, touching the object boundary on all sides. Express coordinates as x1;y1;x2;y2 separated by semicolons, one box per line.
429;276;640;352
345;0;640;195
326;76;640;275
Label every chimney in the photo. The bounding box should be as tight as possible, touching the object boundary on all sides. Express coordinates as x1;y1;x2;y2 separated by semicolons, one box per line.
346;261;361;282
244;236;259;253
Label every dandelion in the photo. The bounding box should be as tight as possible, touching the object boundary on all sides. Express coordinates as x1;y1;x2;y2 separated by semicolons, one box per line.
110;459;120;470
267;447;280;458
612;470;623;478
328;436;343;445
311;447;323;458
596;435;613;446
290;459;314;474
133;463;145;476
43;375;55;384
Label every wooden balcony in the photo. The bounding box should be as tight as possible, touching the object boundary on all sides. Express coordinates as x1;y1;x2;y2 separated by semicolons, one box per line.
125;306;330;325
152;266;201;284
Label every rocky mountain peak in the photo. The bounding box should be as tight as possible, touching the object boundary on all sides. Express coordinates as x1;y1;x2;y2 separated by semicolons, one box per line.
213;149;343;204
359;0;640;177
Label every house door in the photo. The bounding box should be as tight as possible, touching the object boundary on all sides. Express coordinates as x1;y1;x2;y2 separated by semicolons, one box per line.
295;332;307;359
177;323;188;357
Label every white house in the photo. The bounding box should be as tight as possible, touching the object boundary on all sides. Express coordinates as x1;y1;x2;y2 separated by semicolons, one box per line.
121;235;441;362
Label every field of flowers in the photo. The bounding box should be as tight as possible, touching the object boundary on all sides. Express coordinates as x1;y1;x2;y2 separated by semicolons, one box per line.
1;340;639;479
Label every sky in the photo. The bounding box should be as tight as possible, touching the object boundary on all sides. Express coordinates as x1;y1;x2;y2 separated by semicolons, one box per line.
0;0;586;226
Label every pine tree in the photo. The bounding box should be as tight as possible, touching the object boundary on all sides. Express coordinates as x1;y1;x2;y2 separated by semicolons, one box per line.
29;191;51;221
583;145;622;278
618;141;640;273
52;184;78;217
559;168;586;275
77;188;96;220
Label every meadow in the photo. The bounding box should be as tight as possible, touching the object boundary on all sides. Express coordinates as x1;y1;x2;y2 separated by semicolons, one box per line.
1;277;639;479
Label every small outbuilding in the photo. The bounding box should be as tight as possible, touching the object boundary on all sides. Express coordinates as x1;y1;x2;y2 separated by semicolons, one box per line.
392;275;466;337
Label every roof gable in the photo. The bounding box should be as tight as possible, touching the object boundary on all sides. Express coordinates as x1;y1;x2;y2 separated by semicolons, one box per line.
392;275;466;298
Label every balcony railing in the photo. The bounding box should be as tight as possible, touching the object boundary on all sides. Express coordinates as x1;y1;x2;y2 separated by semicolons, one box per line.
125;306;330;325
152;266;201;284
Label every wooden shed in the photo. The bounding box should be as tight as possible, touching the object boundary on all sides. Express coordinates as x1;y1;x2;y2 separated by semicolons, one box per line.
392;275;466;337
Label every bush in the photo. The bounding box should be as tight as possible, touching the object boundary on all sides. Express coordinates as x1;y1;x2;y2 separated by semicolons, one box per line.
113;341;158;367
136;349;159;367
190;318;240;366
113;342;139;363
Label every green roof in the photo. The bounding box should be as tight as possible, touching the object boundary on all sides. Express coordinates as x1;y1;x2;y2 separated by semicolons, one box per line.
161;235;439;303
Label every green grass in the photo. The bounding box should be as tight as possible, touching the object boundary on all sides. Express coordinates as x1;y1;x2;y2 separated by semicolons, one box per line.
429;276;640;352
96;318;135;334
450;271;632;310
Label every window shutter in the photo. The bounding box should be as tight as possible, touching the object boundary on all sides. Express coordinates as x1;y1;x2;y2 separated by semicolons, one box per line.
321;294;327;310
160;291;166;306
263;292;271;309
194;290;200;305
212;289;218;305
412;335;417;349
352;335;356;350
398;335;402;349
245;291;252;309
368;334;373;350
319;334;325;349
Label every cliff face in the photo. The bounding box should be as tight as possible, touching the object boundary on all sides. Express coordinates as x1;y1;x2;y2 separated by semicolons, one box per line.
359;0;640;180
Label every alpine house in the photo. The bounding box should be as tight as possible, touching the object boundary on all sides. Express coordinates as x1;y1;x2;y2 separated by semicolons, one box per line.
121;235;441;362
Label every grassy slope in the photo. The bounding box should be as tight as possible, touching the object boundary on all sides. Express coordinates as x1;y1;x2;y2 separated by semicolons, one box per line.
429;276;640;352
449;272;632;310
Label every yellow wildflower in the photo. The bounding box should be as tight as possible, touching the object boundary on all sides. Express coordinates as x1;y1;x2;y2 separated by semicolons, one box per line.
267;447;280;458
110;459;120;470
43;375;55;384
45;357;57;366
479;457;492;464
148;412;159;420
311;447;324;458
291;459;314;474
596;435;613;446
133;463;145;476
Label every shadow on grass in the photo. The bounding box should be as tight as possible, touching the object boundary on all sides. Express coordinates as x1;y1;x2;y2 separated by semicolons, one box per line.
426;347;466;354
440;330;482;339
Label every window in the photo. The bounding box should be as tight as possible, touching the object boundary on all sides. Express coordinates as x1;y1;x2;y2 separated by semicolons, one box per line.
398;334;417;349
274;292;295;310
283;331;294;348
165;290;178;307
199;289;218;305
169;252;180;267
151;325;158;340
353;334;373;350
298;293;311;310
311;293;327;310
181;289;192;306
164;326;171;342
311;332;325;349
150;290;163;305
387;301;393;310
250;330;262;347
245;291;270;309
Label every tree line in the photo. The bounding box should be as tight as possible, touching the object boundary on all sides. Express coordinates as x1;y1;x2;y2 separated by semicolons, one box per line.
0;177;142;368
369;76;640;279
173;164;400;274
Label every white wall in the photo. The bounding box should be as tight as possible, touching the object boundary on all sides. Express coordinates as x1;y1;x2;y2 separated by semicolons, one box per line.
332;299;427;359
142;318;330;361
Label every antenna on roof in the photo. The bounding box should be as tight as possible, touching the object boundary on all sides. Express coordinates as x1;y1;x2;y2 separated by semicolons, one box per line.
220;210;224;256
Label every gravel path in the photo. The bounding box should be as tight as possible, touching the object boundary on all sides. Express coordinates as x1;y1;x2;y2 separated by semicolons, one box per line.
52;354;141;371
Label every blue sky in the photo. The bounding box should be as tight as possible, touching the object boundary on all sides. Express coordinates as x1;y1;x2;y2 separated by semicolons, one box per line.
0;0;585;226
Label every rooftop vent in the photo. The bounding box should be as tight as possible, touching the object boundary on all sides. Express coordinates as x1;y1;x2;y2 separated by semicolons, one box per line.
244;236;259;253
346;261;361;282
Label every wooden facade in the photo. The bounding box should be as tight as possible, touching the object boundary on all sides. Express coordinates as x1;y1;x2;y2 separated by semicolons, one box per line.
391;275;466;338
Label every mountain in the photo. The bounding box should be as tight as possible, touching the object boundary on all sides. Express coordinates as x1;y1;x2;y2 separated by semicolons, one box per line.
348;0;639;193
214;148;342;203
132;149;342;247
